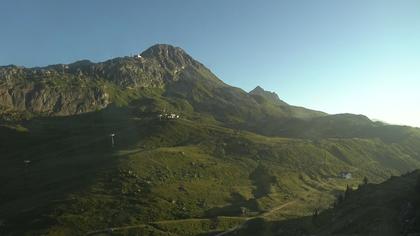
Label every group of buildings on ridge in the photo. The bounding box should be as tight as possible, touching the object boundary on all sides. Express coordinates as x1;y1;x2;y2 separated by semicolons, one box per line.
158;113;180;120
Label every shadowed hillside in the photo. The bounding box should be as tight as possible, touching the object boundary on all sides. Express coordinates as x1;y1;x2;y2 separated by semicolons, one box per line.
227;170;420;236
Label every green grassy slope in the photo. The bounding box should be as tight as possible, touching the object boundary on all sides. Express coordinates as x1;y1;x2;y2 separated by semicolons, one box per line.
1;100;420;235
1;44;420;236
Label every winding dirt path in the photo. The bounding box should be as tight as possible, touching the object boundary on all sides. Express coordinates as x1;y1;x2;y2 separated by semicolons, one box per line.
215;200;296;236
86;201;296;236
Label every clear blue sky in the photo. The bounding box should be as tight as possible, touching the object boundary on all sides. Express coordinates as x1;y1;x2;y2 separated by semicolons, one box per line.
1;0;419;127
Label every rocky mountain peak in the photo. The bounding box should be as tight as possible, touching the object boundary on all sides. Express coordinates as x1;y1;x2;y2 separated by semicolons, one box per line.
251;86;265;93
140;44;202;70
250;86;288;106
141;44;184;57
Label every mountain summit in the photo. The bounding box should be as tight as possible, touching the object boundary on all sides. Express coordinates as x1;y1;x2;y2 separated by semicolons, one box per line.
140;44;202;69
249;86;288;106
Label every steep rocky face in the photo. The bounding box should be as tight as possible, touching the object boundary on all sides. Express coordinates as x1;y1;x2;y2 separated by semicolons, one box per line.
0;82;109;116
95;57;168;89
96;44;206;89
0;67;110;117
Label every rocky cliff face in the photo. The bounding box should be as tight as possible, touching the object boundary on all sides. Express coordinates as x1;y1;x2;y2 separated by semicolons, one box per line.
0;82;109;116
0;64;110;118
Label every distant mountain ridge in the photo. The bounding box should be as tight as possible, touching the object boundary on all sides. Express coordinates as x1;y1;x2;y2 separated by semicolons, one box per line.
0;44;325;129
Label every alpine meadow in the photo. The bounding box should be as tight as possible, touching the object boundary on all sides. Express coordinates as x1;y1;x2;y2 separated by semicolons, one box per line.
1;1;420;236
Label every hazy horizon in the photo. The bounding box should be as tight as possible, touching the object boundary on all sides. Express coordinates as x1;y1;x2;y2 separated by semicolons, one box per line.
1;0;419;127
